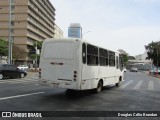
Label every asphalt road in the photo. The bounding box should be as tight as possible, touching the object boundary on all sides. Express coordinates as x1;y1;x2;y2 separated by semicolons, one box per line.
0;71;160;119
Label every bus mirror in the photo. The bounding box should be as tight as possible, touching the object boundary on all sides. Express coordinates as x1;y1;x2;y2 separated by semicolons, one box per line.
83;53;86;57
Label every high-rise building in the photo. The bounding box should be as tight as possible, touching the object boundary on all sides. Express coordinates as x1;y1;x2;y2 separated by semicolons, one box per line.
68;23;82;38
0;0;55;64
54;24;63;38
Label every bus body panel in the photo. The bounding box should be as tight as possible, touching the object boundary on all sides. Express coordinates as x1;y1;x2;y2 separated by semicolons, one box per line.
39;38;124;91
39;39;82;90
81;66;118;90
81;65;99;90
81;52;123;90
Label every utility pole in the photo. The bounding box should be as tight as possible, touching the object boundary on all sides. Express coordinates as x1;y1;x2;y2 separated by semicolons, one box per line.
35;41;40;72
35;41;37;72
157;42;159;68
8;0;12;64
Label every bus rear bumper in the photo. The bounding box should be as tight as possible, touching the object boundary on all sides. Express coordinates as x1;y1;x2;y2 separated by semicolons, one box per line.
39;79;80;90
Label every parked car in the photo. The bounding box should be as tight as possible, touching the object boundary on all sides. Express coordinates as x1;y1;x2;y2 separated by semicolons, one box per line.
149;68;157;75
0;64;27;80
154;67;160;75
130;67;138;72
17;65;29;71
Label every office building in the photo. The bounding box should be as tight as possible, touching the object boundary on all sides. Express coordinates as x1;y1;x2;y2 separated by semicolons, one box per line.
54;24;63;38
68;23;82;38
0;0;55;64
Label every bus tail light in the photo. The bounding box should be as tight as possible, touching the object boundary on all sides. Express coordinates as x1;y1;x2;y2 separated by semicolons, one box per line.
73;71;77;81
74;71;77;74
39;68;41;78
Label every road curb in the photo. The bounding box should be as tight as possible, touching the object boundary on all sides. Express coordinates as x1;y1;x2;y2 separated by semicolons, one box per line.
140;71;160;79
148;74;160;78
26;72;38;79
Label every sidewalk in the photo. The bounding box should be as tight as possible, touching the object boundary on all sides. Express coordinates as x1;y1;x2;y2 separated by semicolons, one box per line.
26;72;39;79
141;70;160;79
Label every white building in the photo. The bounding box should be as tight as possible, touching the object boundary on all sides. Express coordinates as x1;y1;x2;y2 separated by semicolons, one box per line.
54;24;63;38
135;51;148;61
126;51;153;70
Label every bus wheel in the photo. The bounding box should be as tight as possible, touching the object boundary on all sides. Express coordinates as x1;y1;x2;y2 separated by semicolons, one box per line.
95;80;103;93
65;89;77;97
116;77;122;87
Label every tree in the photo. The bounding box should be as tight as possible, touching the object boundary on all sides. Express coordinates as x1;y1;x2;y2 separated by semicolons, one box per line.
117;49;129;55
118;49;129;65
36;41;43;50
12;45;27;60
145;41;160;67
28;41;43;60
0;39;8;57
121;54;128;65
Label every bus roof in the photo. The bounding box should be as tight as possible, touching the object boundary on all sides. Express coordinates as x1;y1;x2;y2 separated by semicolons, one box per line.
44;38;120;54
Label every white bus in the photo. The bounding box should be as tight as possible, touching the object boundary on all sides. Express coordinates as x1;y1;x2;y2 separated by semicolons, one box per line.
39;38;124;93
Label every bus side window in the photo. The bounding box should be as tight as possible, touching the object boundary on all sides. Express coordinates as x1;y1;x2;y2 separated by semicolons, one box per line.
116;56;119;69
99;48;108;66
82;43;86;64
109;51;115;66
87;44;98;66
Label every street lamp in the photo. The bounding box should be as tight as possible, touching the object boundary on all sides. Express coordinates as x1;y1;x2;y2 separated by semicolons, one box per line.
82;31;91;39
8;0;13;64
157;42;159;68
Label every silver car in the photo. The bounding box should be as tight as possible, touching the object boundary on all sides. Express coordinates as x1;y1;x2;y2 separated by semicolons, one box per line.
130;67;138;72
17;65;29;71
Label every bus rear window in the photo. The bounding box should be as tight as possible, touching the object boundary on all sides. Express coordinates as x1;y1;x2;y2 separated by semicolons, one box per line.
43;42;74;59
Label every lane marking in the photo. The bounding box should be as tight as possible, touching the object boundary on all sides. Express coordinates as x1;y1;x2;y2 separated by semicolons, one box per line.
0;92;44;101
148;81;154;90
8;81;37;84
133;81;143;90
119;80;133;89
0;79;38;84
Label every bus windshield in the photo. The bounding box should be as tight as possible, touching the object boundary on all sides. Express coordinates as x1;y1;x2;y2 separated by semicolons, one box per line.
43;42;74;59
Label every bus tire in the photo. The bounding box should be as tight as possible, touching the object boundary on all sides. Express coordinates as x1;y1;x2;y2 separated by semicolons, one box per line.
65;89;76;95
95;80;103;93
116;77;122;87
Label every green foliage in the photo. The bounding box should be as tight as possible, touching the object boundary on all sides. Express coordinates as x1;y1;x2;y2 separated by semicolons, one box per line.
118;49;129;65
0;39;8;57
146;41;160;67
121;54;128;65
29;41;43;60
33;41;43;50
29;54;40;60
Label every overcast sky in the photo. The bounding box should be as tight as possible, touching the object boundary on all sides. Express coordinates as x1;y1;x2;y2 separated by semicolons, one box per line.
51;0;160;56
